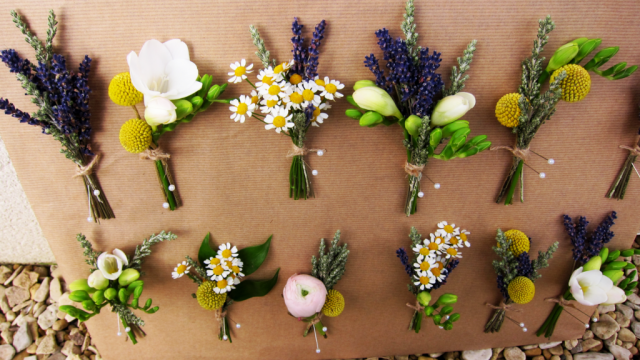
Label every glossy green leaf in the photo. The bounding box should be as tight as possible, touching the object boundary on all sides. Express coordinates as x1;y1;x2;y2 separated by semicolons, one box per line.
238;235;272;276
198;232;217;268
228;268;280;302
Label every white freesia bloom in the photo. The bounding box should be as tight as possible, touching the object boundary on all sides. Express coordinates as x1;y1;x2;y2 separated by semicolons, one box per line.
430;92;476;127
87;270;109;290
127;39;202;105
97;249;129;280
569;267;626;306
145;97;177;126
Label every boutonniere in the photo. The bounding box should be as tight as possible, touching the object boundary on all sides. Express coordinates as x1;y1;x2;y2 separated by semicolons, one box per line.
172;233;279;342
60;231;176;344
282;231;348;354
109;39;232;210
608;106;640;199
0;10;114;222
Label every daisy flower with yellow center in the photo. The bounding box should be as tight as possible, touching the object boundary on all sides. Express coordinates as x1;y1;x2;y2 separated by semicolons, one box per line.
272;60;292;76
432;255;447;272
458;230;471;247
216;243;238;261
311;103;330;127
428;263;448;282
412;243;435;263
214;277;235;294
313;76;326;91
283;87;305;111
171;261;191;279
256;68;277;87
436;221;460;239
265;106;294;133
259;81;288;101
289;73;303;86
250;90;260;105
413;270;435;291
228;59;254;84
229;95;255;123
204;256;221;267
206;262;230;281
319;77;344;100
231;258;245;279
444;246;462;259
422;233;450;255
259;98;280;114
413;255;435;272
299;81;321;107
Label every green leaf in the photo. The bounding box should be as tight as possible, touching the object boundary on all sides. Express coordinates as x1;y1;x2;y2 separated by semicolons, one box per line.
228;268;280;302
238;235;272;276
198;233;216;268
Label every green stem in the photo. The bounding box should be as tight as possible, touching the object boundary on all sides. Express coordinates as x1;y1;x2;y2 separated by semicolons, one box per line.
607;153;637;199
504;159;524;205
120;316;137;345
155;159;179;210
404;174;421;216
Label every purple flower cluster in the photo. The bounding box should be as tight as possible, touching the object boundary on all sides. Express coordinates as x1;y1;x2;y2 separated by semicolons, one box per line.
364;28;444;117
1;48;94;156
289;18;326;81
396;247;412;276
432;259;459;290
563;211;617;265
516;252;534;279
496;275;509;300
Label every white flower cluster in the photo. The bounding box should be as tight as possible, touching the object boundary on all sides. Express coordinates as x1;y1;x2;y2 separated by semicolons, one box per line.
172;243;245;294
412;221;471;291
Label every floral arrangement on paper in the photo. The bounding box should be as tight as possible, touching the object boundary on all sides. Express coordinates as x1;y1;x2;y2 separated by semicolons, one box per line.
607;105;640;199
493;16;637;205
59;231;176;344
484;229;558;333
109;39;232;210
172;233;279;342
283;231;348;354
0;10;114;222
396;222;468;333
344;0;491;216
536;212;638;338
228;18;343;200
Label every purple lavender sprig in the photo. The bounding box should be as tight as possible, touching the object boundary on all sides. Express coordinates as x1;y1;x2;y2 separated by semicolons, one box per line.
516;252;534;279
563;211;617;265
396;247;412;277
289;17;306;77
304;20;325;81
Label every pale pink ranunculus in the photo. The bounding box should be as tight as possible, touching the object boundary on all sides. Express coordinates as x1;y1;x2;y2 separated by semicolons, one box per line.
283;274;327;318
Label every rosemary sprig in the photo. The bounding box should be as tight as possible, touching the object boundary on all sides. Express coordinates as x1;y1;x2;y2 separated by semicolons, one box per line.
491;230;518;289
10;10;46;64
443;40;477;97
77;233;100;268
250;25;274;68
129;231;177;270
44;10;58;64
530;241;559;281
311;230;349;290
401;0;420;61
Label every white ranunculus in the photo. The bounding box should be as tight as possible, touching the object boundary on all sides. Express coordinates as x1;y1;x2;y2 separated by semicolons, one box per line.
430;92;476;127
97;248;129;280
144;97;177;126
87;270;109;290
569;267;625;306
127;39;202;105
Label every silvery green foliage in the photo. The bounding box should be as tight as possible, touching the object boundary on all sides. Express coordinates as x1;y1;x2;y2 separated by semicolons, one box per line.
185;255;205;285
444;40;478;97
530;241;559;281
401;0;420;61
250;25;274;68
77;234;99;268
492;229;518;291
112;303;144;327
311;230;349;290
129;231;177;271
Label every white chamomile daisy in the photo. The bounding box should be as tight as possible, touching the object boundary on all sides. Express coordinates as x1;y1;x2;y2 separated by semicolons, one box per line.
412;242;435;262
413;270;435;291
260;98;280;114
230;258;245;279
171;261;191;279
260;81;288;101
273;60;293;77
311;103;330;127
413;255;435;273
256;68;276;87
204;256;221;267
431;255;447;273
436;221;460;239
299;81;321;107
229;95;255;123
458;230;471;247
206;262;230;281
283;86;304;111
289;73;304;86
216;243;238;261
249;89;260;106
444;246;462;259
265;106;294;133
428;263;448;282
228;59;253;83
319;77;345;100
214;277;235;294
313;75;326;91
422;233;450;255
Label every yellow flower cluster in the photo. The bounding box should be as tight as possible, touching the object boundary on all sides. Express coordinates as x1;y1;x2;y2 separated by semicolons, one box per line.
108;72;143;106
507;276;535;304
504;229;530;256
321;289;345;317
119;119;152;154
495;93;522;128
196;281;227;310
551;64;591;102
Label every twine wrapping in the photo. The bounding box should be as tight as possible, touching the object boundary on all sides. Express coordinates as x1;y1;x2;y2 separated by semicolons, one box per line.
406;300;425;312
73;154;100;178
545;295;578;309
139;148;170;161
619;135;640;156
404;162;425;177
305;313;323;332
485;301;521;312
286;144;325;158
490;145;530;161
214;308;227;323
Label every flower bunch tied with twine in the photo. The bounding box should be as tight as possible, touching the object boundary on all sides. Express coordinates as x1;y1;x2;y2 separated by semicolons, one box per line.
59;231;176;345
397;222;469;333
607;104;640;200
228;17;343;200
172;233;279;343
109;39;232;211
345;0;491;217
493;16;637;205
283;231;348;354
484;228;558;333
536;212;638;338
0;10;114;223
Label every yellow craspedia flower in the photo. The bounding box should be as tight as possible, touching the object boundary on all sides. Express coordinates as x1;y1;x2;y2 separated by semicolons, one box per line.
196;281;227;310
321;289;345;317
109;72;143;106
495;93;522;128
504;229;530;256
119;119;152;154
551;64;591;103
507;276;535;304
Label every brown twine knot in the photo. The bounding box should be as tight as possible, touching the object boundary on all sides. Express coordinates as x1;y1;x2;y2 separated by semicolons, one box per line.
73;154;100;178
404;162;425;177
545;295;577;309
490;145;530;161
485;301;521;312
286;144;325;158
619;135;640;156
214;308;227;323
406;300;425;312
139;148;170;161
305;313;323;332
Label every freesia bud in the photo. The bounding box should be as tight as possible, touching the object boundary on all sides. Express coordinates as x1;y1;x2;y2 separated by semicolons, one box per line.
546;41;580;72
345;109;363;120
174;99;193;120
573;38;602;64
92;290;105;305
435;293;458;306
583;256;602;271
417;291;432;307
104;288;117;301
603;270;624;283
69;290;91;302
118;268;140;286
352;86;402;120
145;97;177;127
87;270;109;290
359;111;383;127
404;115;423;137
69;279;91;292
353;80;376;91
602;286;626;305
430;93;475;127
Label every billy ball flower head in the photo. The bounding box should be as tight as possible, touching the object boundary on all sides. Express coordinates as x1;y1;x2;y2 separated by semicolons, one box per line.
321;289;345;317
414;270;435;291
97;249;129;280
228;59;254;84
109;72;143;106
319;77;344;100
495;93;522;128
172;261;191;279
265;106;294;133
127;39;202;105
229;95;255;123
507;276;535;304
196;281;226;310
217;243;238;261
551;64;591;103
283;274;328;318
504;229;530;257
119;118;152;154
